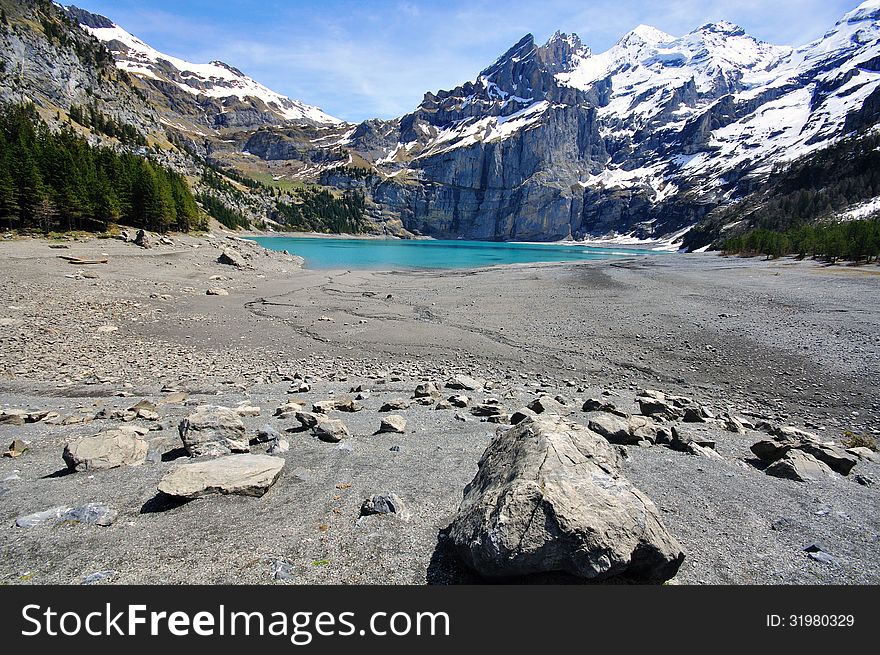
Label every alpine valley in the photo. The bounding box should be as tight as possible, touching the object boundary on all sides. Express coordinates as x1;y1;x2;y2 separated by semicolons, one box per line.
1;0;879;245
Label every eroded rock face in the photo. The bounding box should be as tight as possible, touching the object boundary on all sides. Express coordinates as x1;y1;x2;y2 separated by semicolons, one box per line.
178;406;249;457
63;428;149;471
158;454;285;498
449;415;684;582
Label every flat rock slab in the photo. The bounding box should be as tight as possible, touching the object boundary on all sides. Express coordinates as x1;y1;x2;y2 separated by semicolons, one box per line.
63;428;149;471
158;454;285;499
449;414;684;582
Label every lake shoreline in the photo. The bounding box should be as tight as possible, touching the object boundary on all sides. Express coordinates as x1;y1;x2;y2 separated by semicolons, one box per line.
0;233;878;585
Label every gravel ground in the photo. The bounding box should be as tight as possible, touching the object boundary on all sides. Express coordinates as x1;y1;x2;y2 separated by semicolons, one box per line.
0;233;877;585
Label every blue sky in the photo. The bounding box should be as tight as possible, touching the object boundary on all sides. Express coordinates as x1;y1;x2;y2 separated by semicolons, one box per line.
70;0;860;122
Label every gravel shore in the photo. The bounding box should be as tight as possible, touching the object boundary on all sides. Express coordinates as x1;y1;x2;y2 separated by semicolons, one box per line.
0;233;878;584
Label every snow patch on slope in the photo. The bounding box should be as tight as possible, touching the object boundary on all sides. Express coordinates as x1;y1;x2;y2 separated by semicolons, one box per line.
82;23;343;125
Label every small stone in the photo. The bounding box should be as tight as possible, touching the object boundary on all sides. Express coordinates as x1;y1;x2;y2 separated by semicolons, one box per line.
252;424;282;445
376;415;407;434
510;407;539;425
413;382;440;398
206;288;229;296
682;407;707;423
526;395;567;416
313;397;361;413
379;399;410;412
765;450;835;483
16;504;117;528
270;559;295;581
3;439;28;458
445;375;484;391
360;492;410;520
312;418;350;443
267;437;290;455
236;405;261;417
81;570;118;585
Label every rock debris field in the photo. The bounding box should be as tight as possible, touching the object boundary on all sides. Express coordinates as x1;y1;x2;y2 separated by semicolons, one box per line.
0;231;878;584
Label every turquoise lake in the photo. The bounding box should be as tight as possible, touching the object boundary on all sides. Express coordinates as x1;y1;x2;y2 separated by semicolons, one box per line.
249;237;661;270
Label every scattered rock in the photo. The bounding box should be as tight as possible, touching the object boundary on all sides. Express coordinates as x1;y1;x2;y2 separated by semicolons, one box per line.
134;229;152;249
470;401;505;418
236;405;261;417
682;407;707;423
289;411;320;432
206;288;229;296
449;415;684;582
803;543;840;566
63;428;149;471
765;450;835;483
158;454;285;498
360;492;410;520
588;413;636;445
270;559;295;581
312;418;350;443
670;426;716;453
375;415;407;434
3;439;28;458
218;248;247;268
16;503;117;528
252;424;282;445
445;375;484;391
81;570;118;585
847;447;878;463
413;382;440;398
510;407;539;425
379;398;410;412
751;435;857;475
267;437;290;455
526;395;567;416
274;401;305;419
312;397;361;413
447;395;470;408
178;406;249;457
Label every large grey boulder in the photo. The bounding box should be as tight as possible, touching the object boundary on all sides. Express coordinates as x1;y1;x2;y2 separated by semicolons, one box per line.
751;435;857;476
218;247;247;268
765;450;835;483
178;406;249;457
795;441;857;476
449;415;684;582
63;427;149;471
158;454;285;498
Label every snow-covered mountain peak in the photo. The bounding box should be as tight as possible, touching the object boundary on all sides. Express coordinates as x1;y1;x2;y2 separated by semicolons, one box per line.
623;24;675;46
64;5;343;126
690;21;747;37
841;0;880;24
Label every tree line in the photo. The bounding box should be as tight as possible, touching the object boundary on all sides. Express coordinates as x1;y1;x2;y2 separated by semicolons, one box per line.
722;219;880;263
0;103;204;233
683;131;880;252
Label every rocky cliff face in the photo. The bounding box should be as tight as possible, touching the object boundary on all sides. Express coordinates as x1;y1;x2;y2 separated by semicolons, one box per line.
327;2;880;244
0;0;162;144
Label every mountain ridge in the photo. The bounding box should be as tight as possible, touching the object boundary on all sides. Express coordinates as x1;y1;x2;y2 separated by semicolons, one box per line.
2;0;879;245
